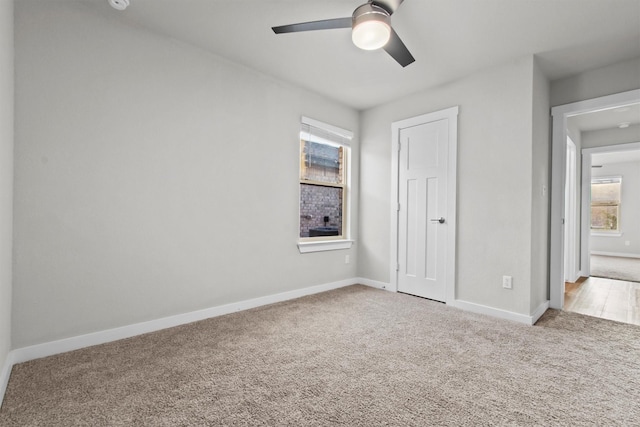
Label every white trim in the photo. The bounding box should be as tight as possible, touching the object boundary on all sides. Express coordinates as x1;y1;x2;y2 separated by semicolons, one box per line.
390;106;459;304
591;232;623;237
297;239;353;253
390;119;401;291
531;301;551;325
0;276;555;406
580;145;592;280
591;251;640;259
550;89;640;310
357;277;393;291
566;271;582;284
298;116;353;249
301;116;354;141
358;278;550;325
564;136;578;283
0;352;15;408
450;299;549;326
8;279;355;365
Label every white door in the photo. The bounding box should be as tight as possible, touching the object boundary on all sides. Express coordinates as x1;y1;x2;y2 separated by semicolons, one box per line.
395;112;453;302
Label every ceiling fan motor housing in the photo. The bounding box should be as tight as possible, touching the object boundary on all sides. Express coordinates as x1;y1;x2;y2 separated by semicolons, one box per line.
352;3;391;50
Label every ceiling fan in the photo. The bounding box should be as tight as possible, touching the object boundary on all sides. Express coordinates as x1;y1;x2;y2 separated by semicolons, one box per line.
272;0;415;67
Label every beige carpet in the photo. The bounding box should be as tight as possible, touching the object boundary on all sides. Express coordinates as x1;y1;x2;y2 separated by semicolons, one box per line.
1;285;639;426
591;254;640;283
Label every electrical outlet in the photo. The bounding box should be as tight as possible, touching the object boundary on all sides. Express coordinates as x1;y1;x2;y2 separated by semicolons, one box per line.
502;275;513;289
625;241;631;246
345;255;350;264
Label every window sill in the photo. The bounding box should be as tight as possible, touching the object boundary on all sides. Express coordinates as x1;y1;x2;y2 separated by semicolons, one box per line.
591;232;623;237
298;240;353;253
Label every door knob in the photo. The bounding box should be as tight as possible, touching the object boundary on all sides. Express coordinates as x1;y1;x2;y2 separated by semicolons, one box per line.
430;217;445;224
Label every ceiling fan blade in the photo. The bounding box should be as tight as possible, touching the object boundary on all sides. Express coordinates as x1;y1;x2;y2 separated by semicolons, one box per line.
372;0;404;15
272;17;352;34
383;28;415;67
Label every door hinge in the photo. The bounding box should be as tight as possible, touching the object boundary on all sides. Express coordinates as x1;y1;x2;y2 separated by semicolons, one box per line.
397;203;401;212
396;263;400;272
397;141;401;151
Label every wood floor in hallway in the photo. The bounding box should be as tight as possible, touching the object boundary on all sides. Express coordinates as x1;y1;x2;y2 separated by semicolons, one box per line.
565;276;640;326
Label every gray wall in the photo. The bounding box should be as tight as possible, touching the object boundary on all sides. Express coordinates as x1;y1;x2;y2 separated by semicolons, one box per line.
550;57;640;107
0;0;13;374
13;0;359;348
358;56;544;316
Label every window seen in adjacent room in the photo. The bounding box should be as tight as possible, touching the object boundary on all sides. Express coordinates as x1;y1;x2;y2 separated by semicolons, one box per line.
590;176;622;232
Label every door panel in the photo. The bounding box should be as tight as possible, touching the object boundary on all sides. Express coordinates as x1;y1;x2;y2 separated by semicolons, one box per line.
405;178;418;276
425;177;438;280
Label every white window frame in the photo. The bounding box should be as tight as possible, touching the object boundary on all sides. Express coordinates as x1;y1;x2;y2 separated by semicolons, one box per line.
297;117;353;254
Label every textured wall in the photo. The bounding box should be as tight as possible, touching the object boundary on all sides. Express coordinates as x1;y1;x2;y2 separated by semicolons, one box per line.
550;57;640;107
0;0;14;394
359;57;537;316
13;0;359;347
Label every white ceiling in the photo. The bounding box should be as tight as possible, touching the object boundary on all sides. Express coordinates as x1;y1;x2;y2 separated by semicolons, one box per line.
83;0;640;110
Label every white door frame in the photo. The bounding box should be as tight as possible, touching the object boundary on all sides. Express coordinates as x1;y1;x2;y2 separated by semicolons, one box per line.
549;89;640;309
564;136;578;283
390;106;458;304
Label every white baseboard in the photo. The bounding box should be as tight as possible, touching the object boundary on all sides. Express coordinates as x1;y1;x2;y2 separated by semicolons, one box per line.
356;277;392;291
9;278;356;366
1;278;364;406
1;277;552;406
0;351;15;408
357;278;551;325
567;271;582;283
451;299;549;326
591;251;640;259
531;300;550;324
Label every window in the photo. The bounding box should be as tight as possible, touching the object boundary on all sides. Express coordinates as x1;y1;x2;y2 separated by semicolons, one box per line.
298;117;353;253
591;177;621;232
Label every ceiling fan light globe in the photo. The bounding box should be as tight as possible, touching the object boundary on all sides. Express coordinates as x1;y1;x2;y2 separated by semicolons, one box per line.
351;3;391;51
352;20;391;50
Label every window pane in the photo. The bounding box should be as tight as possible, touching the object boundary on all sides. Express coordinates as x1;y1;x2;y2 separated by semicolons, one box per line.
299;184;343;238
591;205;619;231
591;180;621;205
300;140;343;184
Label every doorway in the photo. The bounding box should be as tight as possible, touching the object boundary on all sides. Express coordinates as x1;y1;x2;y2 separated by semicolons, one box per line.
390;107;458;303
565;142;640;325
550;89;640;318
